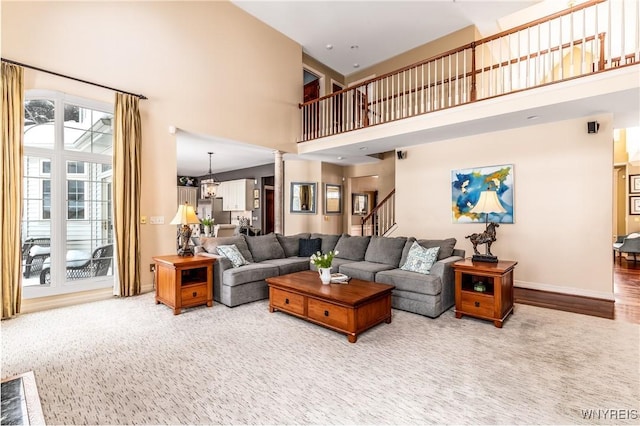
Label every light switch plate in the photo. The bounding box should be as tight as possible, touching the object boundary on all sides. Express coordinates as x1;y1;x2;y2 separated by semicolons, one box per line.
140;216;147;224
150;216;164;225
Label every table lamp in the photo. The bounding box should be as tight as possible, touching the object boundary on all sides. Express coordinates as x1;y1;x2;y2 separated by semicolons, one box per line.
170;202;201;256
467;190;506;263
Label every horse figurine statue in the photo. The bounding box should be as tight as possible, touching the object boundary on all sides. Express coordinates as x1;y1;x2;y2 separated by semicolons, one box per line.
465;222;499;261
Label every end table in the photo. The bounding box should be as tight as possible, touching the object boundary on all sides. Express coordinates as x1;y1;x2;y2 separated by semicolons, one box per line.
453;258;517;328
153;255;215;315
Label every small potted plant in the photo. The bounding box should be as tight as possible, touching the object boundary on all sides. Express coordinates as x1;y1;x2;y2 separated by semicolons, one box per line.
201;217;214;237
310;250;339;284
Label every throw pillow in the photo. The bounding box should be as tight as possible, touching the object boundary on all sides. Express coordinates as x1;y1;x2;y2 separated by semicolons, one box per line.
216;244;249;268
299;238;322;257
276;233;311;257
400;242;439;275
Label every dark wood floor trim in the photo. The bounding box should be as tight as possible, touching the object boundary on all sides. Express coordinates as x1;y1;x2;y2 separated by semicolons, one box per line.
514;287;615;319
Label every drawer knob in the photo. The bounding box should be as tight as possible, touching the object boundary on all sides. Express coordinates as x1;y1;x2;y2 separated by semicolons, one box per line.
193;292;197;298
324;310;329;317
285;298;289;304
474;301;480;307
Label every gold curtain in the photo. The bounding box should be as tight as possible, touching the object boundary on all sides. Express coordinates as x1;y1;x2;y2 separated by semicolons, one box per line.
113;93;141;297
1;63;24;318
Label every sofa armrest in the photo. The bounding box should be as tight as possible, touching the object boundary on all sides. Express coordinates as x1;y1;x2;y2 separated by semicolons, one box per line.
430;255;464;309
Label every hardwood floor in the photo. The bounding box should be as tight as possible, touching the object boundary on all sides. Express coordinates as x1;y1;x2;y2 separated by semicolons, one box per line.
614;257;640;324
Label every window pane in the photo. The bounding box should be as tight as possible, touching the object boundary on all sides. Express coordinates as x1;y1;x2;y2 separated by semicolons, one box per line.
22;155;53;287
24;99;55;149
66;161;113;281
63;105;113;154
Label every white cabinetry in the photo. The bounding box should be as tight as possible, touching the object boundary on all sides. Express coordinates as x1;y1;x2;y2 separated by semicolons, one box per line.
177;186;198;207
220;179;253;211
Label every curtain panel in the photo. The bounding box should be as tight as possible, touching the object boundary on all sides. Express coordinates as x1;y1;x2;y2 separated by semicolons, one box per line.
113;93;141;297
1;63;24;319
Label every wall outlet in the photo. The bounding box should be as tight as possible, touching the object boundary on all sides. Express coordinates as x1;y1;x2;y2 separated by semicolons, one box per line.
140;215;147;224
150;264;155;272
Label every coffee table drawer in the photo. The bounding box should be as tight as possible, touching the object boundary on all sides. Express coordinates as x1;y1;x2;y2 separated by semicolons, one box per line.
308;298;349;330
271;288;305;315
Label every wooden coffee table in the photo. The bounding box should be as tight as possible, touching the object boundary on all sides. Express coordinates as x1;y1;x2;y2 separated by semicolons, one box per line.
266;270;394;343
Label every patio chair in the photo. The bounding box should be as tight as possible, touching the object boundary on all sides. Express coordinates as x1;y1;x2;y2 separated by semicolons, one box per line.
22;237;51;278
39;244;113;284
613;233;640;263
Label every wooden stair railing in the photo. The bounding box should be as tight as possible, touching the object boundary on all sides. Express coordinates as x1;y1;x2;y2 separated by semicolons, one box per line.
361;190;395;237
299;0;639;142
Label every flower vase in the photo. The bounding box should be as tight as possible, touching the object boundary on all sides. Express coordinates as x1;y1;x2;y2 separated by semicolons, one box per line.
318;267;332;285
204;225;211;237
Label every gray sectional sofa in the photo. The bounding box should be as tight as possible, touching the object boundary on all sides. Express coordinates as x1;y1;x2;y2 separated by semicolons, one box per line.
194;232;464;318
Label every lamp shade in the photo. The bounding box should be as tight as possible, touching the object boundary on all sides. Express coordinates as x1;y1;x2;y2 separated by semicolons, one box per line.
469;190;507;214
170;203;201;225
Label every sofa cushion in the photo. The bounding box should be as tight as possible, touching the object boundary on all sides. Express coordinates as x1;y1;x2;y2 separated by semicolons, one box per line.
339;261;396;282
245;233;285;262
216;244;250;268
375;269;442;296
222;263;280;287
400;242;439;274
417;238;457;260
276;233;311;257
299;238;322;257
364;236;407;267
310;233;343;254
261;257;311;275
201;236;254;263
334;235;371;261
400;237;456;264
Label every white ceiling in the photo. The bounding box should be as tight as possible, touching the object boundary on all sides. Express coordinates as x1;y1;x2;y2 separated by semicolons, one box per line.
231;0;539;76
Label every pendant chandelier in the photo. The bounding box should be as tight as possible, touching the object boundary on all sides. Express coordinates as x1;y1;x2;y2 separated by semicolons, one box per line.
200;152;220;199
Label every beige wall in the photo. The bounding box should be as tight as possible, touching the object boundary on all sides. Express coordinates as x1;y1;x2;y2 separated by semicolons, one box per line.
2;1;302;292
394;115;614;299
303;53;346;96
320;163;345;234
284;160;322;235
346;26;478;84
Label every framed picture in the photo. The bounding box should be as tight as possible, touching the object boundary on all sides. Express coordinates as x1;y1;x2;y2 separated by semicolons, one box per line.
352;193;368;215
324;184;342;214
629;175;640;194
451;164;514;223
253;189;260;199
253;199;260;209
290;182;317;214
630;196;640;215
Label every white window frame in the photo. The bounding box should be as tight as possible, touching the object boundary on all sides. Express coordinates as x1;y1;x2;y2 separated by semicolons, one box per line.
23;90;114;299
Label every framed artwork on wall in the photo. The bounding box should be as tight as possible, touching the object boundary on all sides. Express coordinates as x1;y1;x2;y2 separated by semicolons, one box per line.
290;182;317;214
629;175;640;194
352;193;368;216
253;199;260;209
253;189;260;199
451;164;514;223
324;184;342;214
630;196;640;215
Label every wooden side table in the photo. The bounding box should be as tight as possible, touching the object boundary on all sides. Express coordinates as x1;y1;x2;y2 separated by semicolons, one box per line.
153;255;215;315
453;258;517;328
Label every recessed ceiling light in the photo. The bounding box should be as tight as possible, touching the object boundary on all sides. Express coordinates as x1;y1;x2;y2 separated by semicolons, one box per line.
326;44;333;50
527;115;539;120
337;156;343;160
353;63;360;68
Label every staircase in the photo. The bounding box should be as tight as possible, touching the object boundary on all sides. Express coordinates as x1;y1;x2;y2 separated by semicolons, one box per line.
361;190;396;237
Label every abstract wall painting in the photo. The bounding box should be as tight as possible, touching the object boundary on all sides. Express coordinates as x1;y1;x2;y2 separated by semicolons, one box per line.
451;164;514;223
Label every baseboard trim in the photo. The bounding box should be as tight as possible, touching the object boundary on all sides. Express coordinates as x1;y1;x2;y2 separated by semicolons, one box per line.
514;287;615;319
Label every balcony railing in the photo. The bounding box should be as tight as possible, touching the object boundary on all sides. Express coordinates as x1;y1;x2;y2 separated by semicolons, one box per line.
299;0;639;142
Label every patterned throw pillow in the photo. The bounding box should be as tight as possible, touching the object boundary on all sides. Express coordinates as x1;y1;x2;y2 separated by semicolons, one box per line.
216;244;249;268
400;242;439;275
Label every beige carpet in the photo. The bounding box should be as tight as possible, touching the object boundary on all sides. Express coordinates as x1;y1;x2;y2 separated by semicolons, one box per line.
1;292;638;425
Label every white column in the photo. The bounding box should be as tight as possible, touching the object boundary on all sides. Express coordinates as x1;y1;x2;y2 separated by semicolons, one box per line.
274;150;284;234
